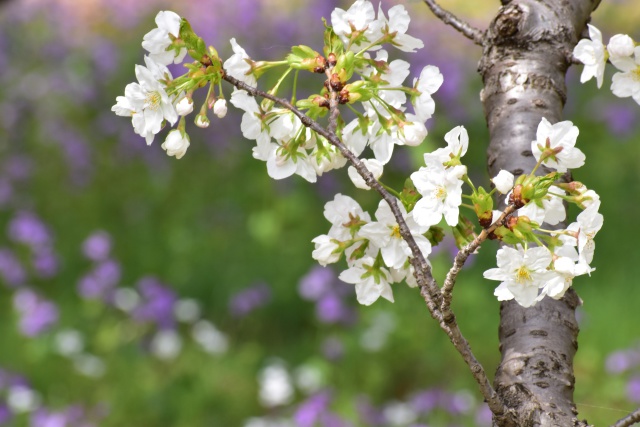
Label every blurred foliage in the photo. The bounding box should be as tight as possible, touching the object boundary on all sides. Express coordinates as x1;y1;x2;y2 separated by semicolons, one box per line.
0;0;639;426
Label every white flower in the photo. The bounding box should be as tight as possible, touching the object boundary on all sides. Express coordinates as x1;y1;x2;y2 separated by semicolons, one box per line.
161;130;190;159
608;34;635;68
175;96;194;116
348;159;383;190
342;118;370;156
531;118;585;173
611;46;640;105
518;185;566;226
230;89;271;158
483;246;553;308
339;256;394;305
115;57;178;145
410;164;465;227
443;125;468;158
539;256;592;301
574;200;603;262
397;114;427;146
412;65;443;121
223;38;256;86
142;11;187;66
331;0;380;51
324;194;371;240
213;98;227;118
492;170;515;194
195;114;210;128
377;4;424;53
573;24;606;88
359;200;431;269
311;235;341;266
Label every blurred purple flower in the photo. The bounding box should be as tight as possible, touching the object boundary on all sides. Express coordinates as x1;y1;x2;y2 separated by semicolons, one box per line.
8;211;51;249
299;266;335;301
5;155;34;182
31;409;67;427
13;289;59;336
32;249;59;279
445;391;473;415
475;403;493;426
133;277;177;329
92;38;119;77
411;389;442;414
229;282;271;317
606;350;634;373
0;403;12;425
321;336;344;362
77;259;121;301
627;376;640;403
356;396;386;426
601;104;637;137
316;294;350;324
81;231;112;262
0;248;26;287
294;391;332;427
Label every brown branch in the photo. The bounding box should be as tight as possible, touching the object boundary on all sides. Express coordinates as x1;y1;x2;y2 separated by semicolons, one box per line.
611;409;640;427
324;69;341;135
441;204;516;310
423;0;485;46
222;72;510;420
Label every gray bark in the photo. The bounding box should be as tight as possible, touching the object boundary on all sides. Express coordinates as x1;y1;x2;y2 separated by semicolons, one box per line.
478;1;600;425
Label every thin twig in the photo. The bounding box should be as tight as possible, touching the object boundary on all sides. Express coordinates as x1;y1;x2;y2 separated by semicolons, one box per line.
611;409;640;427
222;72;509;419
325;69;341;135
223;72;442;311
441;204;516;310
423;0;485;46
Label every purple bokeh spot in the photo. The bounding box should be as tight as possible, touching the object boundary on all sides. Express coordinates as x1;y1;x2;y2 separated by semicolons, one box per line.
32;249;59;279
228;282;272;317
0;248;26;287
8;211;51;249
0;403;12;425
78;259;121;301
82;231;112;262
299;266;335;301
627;376;640;403
132;277;177;329
13;289;59;336
294;391;332;427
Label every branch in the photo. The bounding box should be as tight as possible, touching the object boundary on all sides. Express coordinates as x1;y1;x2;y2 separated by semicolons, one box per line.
441;204;516;310
422;0;485;46
222;72;510;420
222;72;442;313
611;409;640;427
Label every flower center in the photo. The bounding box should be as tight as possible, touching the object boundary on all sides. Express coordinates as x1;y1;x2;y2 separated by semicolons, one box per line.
433;185;447;201
390;224;401;239
514;266;532;284
632;68;640;82
145;91;162;110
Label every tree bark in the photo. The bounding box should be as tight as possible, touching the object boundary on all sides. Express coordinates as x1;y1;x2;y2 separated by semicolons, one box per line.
478;1;600;425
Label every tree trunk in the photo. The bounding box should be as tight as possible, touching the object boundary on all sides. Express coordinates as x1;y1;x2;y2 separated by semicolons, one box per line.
478;1;600;425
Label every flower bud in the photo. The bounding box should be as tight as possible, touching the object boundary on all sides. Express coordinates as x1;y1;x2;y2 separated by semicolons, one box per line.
195;114;210;128
607;34;635;58
161;130;190;159
492;170;514;194
213;99;227;118
176;96;194;116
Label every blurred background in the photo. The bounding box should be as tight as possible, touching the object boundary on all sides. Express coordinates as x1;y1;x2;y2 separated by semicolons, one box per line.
0;0;639;426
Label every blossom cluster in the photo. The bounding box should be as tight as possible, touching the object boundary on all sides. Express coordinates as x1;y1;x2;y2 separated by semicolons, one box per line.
573;24;640;105
112;0;602;309
112;11;226;159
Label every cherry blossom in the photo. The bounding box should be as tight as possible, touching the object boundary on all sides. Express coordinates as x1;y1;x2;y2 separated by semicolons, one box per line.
484;246;553;308
573;24;606;88
338;256;394;305
531;118;585;173
142;11;187;66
